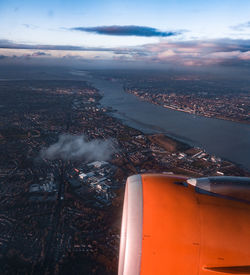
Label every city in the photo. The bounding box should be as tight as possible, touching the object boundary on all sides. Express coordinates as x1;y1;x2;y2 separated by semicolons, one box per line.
100;70;250;125
0;75;249;274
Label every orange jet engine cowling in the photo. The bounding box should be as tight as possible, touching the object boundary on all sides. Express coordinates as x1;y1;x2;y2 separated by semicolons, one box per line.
118;174;250;275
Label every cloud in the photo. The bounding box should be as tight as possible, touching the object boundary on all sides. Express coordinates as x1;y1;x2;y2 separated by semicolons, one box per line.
135;39;250;66
1;38;250;67
32;51;51;57
71;25;181;37
40;134;117;161
0;51;51;61
0;39;115;52
231;21;250;31
22;24;39;30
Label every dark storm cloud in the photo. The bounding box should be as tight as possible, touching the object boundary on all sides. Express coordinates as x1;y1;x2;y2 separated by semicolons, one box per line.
70;25;181;37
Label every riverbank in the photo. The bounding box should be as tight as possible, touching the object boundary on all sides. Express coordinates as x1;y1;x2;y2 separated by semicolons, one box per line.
125;88;250;126
146;133;250;176
84;74;250;170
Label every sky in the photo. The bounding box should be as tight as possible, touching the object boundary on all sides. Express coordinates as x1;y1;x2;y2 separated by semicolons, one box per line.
1;0;250;67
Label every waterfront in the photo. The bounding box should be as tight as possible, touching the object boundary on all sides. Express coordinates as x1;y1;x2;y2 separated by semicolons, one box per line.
85;73;250;170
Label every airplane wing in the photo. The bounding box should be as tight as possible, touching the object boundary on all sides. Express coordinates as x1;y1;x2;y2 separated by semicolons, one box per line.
118;174;250;275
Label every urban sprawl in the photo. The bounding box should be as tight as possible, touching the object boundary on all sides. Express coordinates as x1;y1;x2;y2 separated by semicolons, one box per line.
0;79;249;274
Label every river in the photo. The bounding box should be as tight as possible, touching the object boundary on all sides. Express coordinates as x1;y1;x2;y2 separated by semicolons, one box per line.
81;73;250;170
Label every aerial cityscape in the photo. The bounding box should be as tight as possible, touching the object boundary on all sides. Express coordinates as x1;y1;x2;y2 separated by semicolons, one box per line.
0;0;250;274
0;66;249;274
124;73;250;124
